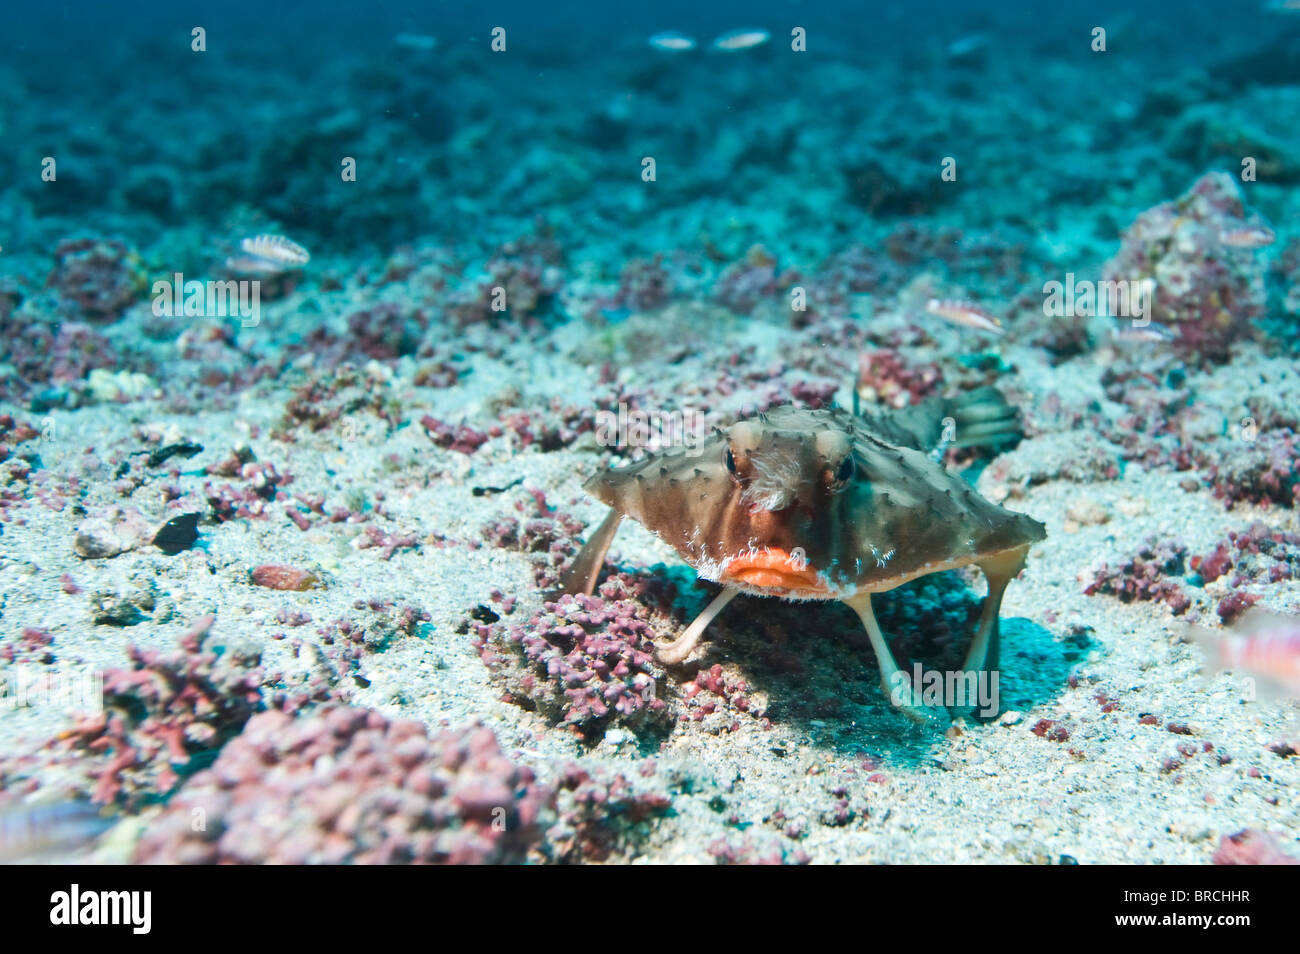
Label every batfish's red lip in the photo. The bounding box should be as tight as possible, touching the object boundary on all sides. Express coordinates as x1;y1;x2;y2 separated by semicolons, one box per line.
720;548;827;595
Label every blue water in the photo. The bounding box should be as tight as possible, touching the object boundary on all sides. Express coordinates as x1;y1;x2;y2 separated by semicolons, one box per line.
4;0;1291;265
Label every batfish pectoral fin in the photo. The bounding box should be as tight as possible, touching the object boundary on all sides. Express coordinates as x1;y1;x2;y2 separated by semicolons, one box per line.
551;509;624;599
948;543;1031;721
844;591;946;725
657;585;740;664
845;542;1031;724
959;544;1030;675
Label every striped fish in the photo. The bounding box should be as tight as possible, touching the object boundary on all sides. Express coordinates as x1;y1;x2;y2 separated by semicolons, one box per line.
1219;225;1276;249
1189;609;1300;700
926;298;1004;334
238;234;311;268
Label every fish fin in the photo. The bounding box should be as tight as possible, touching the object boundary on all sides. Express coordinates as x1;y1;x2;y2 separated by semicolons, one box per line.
657;585;739;664
876;386;1023;454
551;509;623;599
944;387;1024;450
1183;617;1295;702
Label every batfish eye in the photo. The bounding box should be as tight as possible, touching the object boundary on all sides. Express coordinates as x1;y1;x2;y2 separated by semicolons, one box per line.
833;455;854;483
725;447;738;475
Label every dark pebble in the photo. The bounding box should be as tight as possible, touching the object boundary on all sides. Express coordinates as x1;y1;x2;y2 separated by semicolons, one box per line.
153;512;201;555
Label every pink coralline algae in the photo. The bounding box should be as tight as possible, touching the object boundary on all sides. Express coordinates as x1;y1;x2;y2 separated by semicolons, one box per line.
1192;522;1300;588
809;243;910;310
1212;829;1300;865
287;305;426;367
4;319;118;394
250;564;320;591
787;377;840;410
1101;172;1267;362
46;237;147;323
477;579;671;739
345;302;422;360
707;833;810;865
355;524;422;561
612;255;674;313
500;401;595;452
856;348;942;410
420;414;489;455
49;616;267;805
204;458;293;521
319;601;429;659
133;707;551;864
546;764;673;863
278;371;399;436
0;626;55;665
713;244;788;316
1202;429;1300;508
0;414;40;452
1083;537;1191;614
479;490;586;587
0;419;38;472
446;236;563;326
680;663;764;730
1030;718;1071;743
1213;590;1259;623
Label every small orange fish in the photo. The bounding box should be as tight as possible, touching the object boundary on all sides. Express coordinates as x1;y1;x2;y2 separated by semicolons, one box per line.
1189;609;1300;700
1219;225;1276;249
925;298;1004;334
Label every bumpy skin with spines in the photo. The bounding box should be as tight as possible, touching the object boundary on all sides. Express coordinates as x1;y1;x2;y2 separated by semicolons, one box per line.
584;400;1044;601
560;390;1045;716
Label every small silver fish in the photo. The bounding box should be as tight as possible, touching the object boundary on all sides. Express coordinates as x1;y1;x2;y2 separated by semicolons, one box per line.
1109;321;1175;344
239;234;311;267
711;28;771;51
1219;225;1276;249
925;298;1004;334
0;798;114;863
648;31;696;52
946;32;989;58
